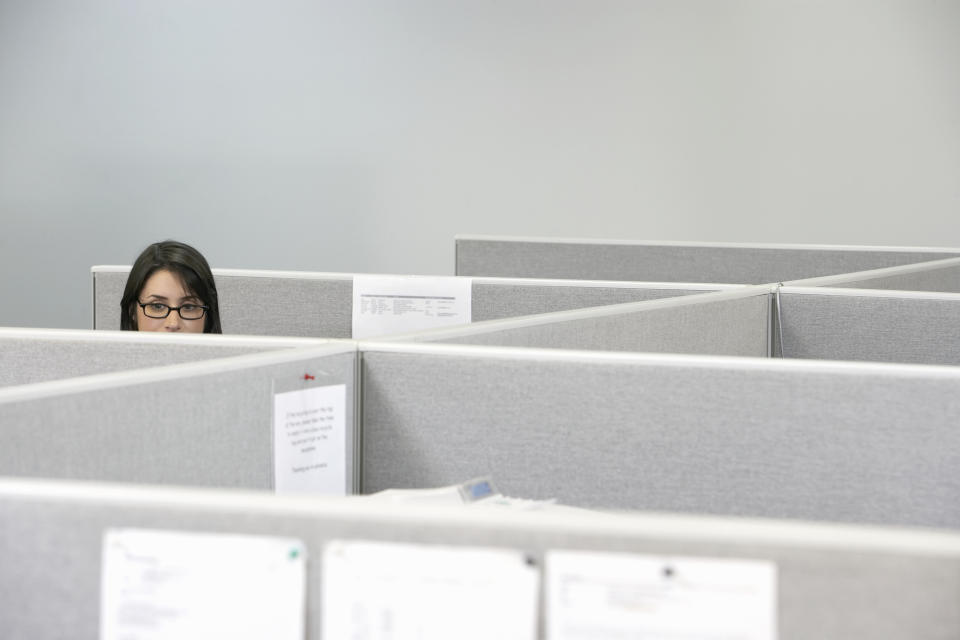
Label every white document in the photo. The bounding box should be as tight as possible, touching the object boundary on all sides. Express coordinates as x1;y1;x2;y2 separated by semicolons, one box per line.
273;383;347;495
100;528;305;640
352;275;472;339
323;540;539;640
546;550;777;640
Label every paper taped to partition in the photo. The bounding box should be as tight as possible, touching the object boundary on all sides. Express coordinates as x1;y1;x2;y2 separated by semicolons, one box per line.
546;550;777;640
323;539;538;640
100;528;306;640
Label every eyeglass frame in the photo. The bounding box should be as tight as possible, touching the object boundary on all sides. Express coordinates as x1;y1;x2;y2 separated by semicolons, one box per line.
136;300;209;320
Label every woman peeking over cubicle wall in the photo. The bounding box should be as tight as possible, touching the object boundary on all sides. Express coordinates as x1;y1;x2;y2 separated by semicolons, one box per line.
120;240;222;334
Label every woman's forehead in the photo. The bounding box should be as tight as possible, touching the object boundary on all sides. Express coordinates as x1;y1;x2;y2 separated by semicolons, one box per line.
140;268;200;299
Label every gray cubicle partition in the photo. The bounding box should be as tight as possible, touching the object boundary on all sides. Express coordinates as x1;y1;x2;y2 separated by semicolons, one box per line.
772;287;960;365
359;343;960;529
786;256;960;294
455;235;960;284
384;287;772;357
3;478;960;640
92;265;736;336
0;343;358;491
0;327;326;388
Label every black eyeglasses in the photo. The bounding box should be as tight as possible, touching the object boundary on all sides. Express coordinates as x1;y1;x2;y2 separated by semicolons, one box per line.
138;301;209;320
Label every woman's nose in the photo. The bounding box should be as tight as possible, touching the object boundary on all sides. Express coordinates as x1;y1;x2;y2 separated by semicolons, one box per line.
164;311;182;331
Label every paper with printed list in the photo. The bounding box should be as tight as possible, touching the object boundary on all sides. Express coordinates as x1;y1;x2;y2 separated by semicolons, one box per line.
100;528;305;640
352;275;472;339
546;550;777;640
323;540;539;640
273;383;346;495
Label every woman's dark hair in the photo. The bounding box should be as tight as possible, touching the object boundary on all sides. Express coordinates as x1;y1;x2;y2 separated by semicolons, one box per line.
120;240;222;333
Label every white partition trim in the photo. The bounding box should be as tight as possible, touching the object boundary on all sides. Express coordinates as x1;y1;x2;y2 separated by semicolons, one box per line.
0;327;332;349
455;234;960;254
780;286;960;301
368;286;775;343
783;256;960;288
359;341;960;379
4;478;960;556
0;343;356;403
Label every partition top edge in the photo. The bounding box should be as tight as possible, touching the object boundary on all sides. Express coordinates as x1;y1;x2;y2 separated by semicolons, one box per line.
454;235;960;254
4;477;960;557
783;255;960;287
780;286;960;301
0;327;334;348
358;340;960;379
0;343;356;403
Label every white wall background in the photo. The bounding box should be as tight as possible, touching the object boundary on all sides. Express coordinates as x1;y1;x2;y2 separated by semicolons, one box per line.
1;0;958;329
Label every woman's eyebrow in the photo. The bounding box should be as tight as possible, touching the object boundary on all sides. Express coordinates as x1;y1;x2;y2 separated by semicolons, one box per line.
142;294;169;301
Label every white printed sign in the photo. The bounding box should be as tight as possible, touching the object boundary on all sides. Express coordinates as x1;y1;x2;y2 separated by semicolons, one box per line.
546;550;777;640
323;540;539;640
352;275;472;339
100;528;305;640
273;383;347;494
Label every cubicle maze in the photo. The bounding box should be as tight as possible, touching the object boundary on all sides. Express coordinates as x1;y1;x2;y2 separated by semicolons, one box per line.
92;265;736;337
4;478;960;640
0;343;358;492
455;235;960;284
359;343;960;529
5;239;959;638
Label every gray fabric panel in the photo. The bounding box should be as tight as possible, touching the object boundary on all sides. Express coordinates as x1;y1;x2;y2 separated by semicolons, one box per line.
0;353;356;490
93;271;125;330
456;239;959;283
420;295;770;357
95;271;353;337
0;339;271;387
776;293;960;365
822;265;960;294
361;352;960;528
471;282;717;321
2;490;959;640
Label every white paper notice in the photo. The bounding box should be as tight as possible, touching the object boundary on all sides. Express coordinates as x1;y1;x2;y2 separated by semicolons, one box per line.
352;275;472;339
546;551;777;640
323;540;539;640
100;528;305;640
273;383;347;495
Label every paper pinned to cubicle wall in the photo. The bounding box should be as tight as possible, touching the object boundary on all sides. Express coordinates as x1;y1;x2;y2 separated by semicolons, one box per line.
352;275;472;338
273;383;347;495
100;528;305;640
545;551;777;640
323;540;539;640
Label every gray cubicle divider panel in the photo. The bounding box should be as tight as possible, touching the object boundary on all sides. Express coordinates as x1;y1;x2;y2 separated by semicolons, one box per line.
455;235;960;284
384;288;771;357
3;478;960;640
359;344;960;529
0;344;358;491
785;256;960;294
773;288;960;365
470;278;740;321
93;266;355;337
0;328;328;388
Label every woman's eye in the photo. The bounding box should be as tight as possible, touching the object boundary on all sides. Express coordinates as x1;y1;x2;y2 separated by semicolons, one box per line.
148;303;167;312
181;304;199;312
